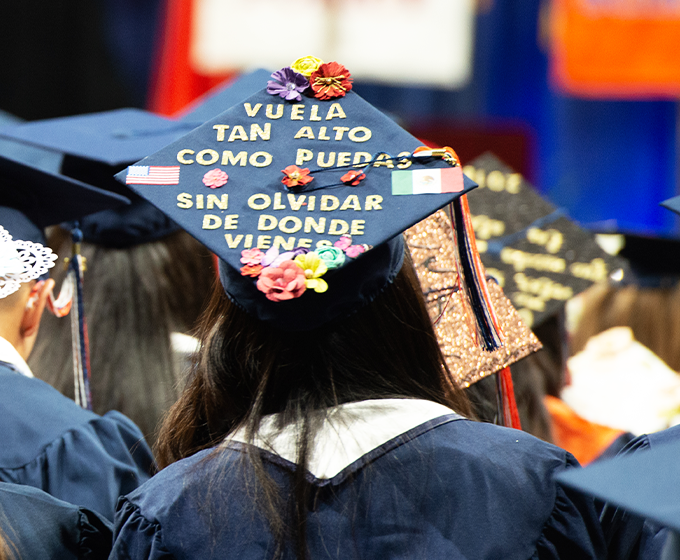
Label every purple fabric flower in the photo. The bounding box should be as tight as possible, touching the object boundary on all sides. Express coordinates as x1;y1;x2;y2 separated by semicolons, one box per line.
292;247;311;257
262;247;280;267
267;67;309;101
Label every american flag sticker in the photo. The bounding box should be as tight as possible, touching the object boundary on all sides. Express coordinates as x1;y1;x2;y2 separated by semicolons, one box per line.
126;165;181;185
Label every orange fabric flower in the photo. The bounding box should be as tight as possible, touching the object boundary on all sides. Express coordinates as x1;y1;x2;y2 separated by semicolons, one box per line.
240;264;263;277
256;261;306;301
281;165;313;188
340;169;365;186
310;62;353;100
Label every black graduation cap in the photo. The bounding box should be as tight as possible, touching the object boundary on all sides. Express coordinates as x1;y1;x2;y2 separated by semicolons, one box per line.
0;152;128;296
0;109;198;248
178;69;272;124
114;60;476;330
463;152;627;327
556;437;680;535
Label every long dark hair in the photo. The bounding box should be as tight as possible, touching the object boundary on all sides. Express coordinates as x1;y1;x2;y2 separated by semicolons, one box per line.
28;228;215;445
155;249;471;558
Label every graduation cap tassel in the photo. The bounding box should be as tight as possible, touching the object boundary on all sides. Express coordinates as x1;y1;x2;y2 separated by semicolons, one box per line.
496;366;522;429
447;195;504;351
68;226;92;411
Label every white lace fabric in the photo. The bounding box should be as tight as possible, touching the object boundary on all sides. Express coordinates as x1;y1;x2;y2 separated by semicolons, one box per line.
0;225;57;299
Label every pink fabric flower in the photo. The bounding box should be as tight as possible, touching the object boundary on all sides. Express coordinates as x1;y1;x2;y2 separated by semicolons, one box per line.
256;261;306;301
240;248;264;266
334;234;352;251
345;245;366;258
202;169;228;188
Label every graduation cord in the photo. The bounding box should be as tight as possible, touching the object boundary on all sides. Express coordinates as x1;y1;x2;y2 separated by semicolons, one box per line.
447;196;504;352
68;227;92;410
497;366;522;430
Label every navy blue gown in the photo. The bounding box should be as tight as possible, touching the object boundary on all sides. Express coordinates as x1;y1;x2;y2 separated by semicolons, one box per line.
0;481;112;559
600;424;680;560
110;403;606;559
0;363;155;521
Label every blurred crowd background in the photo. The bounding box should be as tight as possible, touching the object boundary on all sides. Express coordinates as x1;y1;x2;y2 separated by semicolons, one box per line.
2;0;679;236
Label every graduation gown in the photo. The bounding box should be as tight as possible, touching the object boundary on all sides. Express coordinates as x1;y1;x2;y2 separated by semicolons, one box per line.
0;362;155;521
110;399;606;559
0;481;112;559
600;424;680;560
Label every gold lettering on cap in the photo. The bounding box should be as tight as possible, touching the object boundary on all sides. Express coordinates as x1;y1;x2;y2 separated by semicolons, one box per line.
296;149;313;165
325;103;346;120
196;149;219;165
177;149;195;164
202;215;221;229
244;103;262;117
249;152;273;167
206;194;228;210
248;194;271;210
213;124;230;141
348;127;371;143
223;215;239;230
250;123;271;141
221;151;247;166
265;104;284;119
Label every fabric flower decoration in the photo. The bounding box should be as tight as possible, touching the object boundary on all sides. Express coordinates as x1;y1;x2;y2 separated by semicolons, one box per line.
294;253;328;293
291;55;324;77
340;169;365;186
257;261;306;301
345;245;366;258
267;67;309;102
240;264;263;277
240;248;264;266
334;234;352;251
202;168;228;188
315;246;345;270
309;62;353;100
281;165;313;188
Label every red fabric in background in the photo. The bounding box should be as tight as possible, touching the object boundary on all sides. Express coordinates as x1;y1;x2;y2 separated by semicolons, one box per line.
147;0;236;116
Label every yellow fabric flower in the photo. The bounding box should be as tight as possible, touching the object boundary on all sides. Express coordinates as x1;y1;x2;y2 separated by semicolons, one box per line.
291;55;324;77
294;252;328;293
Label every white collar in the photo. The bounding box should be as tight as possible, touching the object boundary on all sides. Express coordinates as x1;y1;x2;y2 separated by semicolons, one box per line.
0;335;33;378
228;398;457;480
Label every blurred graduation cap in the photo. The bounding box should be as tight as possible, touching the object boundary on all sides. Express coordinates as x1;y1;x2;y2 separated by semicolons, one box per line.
556;437;680;556
0;111;61;174
597;233;680;288
177;69;272;124
0;108;198;248
114;59;484;331
406;209;541;388
463;152;628;328
0;151;128;301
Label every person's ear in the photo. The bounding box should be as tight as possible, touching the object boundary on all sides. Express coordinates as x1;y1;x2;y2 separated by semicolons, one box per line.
20;279;55;339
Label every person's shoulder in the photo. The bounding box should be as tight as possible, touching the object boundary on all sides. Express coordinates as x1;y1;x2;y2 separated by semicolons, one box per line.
0;482;112;559
408;416;570;470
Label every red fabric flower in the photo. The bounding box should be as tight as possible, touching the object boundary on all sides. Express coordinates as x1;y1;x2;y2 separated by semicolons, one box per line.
240;264;263;277
281;165;313;188
256;261;306;301
340;169;365;186
310;62;353;100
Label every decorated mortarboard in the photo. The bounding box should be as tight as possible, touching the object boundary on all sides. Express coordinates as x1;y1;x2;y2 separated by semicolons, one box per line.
406;210;542;387
556;438;680;536
0;109;198;248
178;69;272;124
406;209;542;428
114;57;486;331
463;152;627;328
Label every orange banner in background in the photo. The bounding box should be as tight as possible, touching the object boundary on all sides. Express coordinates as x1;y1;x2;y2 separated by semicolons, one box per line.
550;0;680;98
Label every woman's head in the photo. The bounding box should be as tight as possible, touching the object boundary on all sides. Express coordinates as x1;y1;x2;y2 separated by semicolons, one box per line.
155;248;471;467
28;227;215;444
